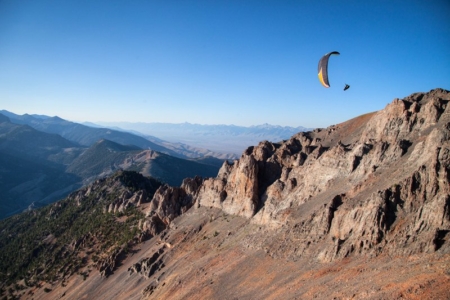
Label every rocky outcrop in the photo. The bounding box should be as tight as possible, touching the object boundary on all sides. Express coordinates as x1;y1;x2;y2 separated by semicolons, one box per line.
141;176;204;236
96;246;128;277
128;247;165;278
68;171;161;213
187;89;450;261
104;189;147;213
196;152;261;218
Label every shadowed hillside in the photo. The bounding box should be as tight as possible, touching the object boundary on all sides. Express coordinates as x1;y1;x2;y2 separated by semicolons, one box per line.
67;139;221;186
0;116;83;218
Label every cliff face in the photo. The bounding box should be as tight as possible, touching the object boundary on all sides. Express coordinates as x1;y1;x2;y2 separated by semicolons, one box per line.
180;88;449;263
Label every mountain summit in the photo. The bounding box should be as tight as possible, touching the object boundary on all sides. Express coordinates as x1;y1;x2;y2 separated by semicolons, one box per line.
1;89;449;299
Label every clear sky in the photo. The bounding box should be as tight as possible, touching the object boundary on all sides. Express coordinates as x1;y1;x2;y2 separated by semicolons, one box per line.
1;1;449;128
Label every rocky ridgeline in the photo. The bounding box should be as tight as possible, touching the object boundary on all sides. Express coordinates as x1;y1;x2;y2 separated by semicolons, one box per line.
148;88;450;262
2;89;449;299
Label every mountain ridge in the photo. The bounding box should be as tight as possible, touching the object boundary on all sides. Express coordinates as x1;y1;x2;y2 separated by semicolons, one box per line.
1;88;449;299
0;111;183;158
1;110;238;160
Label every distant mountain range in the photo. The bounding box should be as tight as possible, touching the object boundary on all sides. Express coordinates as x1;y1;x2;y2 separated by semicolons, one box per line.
0;112;224;219
96;121;312;155
1;110;311;158
0;110;234;160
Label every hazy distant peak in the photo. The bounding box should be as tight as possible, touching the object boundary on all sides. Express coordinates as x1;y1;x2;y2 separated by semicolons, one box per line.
0;113;11;123
49;116;64;121
249;123;307;130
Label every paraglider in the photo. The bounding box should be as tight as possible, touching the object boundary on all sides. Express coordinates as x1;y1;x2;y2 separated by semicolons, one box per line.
317;51;340;88
344;84;350;91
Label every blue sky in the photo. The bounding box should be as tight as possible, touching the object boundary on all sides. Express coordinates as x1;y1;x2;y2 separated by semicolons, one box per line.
1;1;449;128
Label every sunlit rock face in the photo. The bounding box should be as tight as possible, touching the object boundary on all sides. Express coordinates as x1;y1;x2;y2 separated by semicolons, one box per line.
186;88;450;261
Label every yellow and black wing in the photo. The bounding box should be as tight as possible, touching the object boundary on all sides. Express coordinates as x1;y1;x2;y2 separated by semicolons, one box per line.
318;51;340;88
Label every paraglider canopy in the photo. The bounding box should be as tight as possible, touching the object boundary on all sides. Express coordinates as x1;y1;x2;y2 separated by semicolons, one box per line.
318;51;340;88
